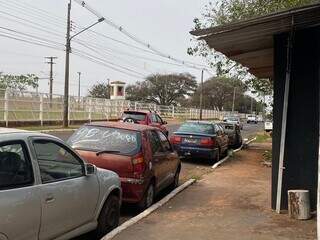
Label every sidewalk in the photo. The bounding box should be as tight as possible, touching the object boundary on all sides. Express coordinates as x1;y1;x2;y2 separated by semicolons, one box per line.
113;144;316;240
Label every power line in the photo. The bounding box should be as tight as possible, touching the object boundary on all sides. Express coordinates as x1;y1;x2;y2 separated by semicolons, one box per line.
0;26;64;47
0;32;64;51
74;0;211;70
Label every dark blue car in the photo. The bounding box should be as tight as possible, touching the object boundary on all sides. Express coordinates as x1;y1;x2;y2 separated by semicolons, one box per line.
170;121;229;163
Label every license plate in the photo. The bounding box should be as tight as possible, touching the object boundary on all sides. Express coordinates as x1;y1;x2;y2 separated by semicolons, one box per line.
183;138;198;144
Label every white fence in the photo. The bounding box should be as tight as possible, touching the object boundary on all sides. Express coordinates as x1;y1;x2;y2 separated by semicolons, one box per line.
0;89;235;126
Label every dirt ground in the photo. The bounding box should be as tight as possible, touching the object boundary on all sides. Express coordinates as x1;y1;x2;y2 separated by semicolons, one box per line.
112;143;316;240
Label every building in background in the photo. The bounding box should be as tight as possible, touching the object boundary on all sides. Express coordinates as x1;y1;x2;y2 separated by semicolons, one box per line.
110;81;126;100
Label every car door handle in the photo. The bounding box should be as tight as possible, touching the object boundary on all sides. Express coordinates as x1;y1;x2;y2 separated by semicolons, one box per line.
45;194;55;204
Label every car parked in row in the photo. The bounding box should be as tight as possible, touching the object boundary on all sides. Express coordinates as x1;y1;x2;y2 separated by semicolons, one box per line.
0;128;121;240
264;120;273;132
223;115;243;130
247;114;258;124
170;121;229;163
120;110;169;136
68;122;181;210
220;122;242;148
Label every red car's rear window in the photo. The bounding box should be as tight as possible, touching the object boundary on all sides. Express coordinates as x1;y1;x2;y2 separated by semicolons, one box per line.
68;126;141;155
121;112;147;121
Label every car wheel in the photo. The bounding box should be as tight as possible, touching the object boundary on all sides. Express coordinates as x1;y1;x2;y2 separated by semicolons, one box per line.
139;183;155;210
169;167;180;190
95;195;120;239
211;149;220;164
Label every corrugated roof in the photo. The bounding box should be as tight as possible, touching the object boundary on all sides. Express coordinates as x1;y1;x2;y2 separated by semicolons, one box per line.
190;3;320;78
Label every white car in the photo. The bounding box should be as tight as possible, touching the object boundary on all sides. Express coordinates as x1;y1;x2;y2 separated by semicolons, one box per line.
0;128;121;240
247;115;258;124
264;121;273;132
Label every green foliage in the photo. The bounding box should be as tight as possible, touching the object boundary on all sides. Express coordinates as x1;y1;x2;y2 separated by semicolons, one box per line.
0;73;39;91
126;73;197;105
190;77;263;112
189;0;316;93
88;82;109;98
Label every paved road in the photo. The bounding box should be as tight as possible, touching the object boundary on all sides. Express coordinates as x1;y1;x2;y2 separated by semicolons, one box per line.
49;122;262;141
50;122;263;239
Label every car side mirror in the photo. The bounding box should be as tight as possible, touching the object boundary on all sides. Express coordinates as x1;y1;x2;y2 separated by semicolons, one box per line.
85;163;96;175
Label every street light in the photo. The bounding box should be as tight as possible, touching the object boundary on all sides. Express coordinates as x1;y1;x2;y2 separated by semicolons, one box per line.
63;0;104;127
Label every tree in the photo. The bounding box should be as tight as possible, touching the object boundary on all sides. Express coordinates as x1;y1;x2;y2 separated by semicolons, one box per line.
188;0;316;91
88;82;109;98
0;73;39;91
190;76;262;113
126;73;197;105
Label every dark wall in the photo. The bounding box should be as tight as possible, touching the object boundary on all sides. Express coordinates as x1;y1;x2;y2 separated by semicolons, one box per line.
272;27;320;210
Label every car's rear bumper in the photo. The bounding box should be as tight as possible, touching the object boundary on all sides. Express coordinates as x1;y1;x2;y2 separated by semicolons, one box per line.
174;145;218;160
120;177;146;203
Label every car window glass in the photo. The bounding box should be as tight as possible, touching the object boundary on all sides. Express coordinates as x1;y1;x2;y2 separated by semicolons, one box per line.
177;123;215;134
33;140;84;184
214;125;221;135
151;114;158;123
218;125;225;134
68;126;141;156
156;115;163;124
149;131;163;154
0;142;33;190
157;131;172;152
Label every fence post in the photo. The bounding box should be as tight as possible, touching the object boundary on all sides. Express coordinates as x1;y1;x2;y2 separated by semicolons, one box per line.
88;98;92;123
4;89;9;127
39;94;43;126
172;106;175;118
134;102;138;111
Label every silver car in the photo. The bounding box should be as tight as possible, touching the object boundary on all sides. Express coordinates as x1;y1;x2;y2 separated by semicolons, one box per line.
0;128;121;240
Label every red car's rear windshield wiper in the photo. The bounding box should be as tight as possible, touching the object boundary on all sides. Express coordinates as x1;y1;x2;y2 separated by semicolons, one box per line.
96;150;121;156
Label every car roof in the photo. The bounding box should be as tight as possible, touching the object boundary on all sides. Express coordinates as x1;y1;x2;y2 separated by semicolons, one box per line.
184;120;216;125
123;110;151;114
0;127;61;140
87;121;158;131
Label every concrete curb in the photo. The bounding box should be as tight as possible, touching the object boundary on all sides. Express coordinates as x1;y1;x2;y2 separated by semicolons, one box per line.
101;179;196;240
211;137;256;169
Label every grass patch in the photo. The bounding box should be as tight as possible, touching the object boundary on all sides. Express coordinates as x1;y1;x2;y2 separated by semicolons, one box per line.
255;132;272;143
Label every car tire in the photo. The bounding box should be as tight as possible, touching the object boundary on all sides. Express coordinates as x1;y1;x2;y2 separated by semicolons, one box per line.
138;183;155;210
95;195;120;239
169;167;180;190
211;149;220;164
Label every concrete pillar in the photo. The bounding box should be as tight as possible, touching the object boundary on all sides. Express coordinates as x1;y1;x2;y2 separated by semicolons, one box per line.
272;28;320;211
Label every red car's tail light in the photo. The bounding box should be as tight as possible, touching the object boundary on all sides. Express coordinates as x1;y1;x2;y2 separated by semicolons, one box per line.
170;136;182;144
132;153;146;178
200;138;214;147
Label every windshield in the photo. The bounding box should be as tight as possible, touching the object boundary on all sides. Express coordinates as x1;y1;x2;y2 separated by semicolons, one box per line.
68;126;141;155
227;117;238;121
121;112;146;121
177;122;215;134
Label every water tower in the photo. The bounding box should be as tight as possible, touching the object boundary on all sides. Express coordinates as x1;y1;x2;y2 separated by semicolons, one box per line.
110;81;126;100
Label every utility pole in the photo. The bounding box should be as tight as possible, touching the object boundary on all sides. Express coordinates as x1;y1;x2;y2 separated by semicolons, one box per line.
63;0;71;128
45;56;57;105
232;86;236;113
199;69;204;120
62;0;104;127
250;97;253;114
107;78;110;99
77;72;81;102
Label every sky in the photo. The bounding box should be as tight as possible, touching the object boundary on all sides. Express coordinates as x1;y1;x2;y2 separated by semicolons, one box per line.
0;0;213;96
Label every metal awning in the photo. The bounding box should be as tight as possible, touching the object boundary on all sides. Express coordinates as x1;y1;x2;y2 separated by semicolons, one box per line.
190;3;320;78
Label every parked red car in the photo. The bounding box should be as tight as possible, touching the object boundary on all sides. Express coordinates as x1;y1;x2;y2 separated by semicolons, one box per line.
68;122;181;209
120;110;169;136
